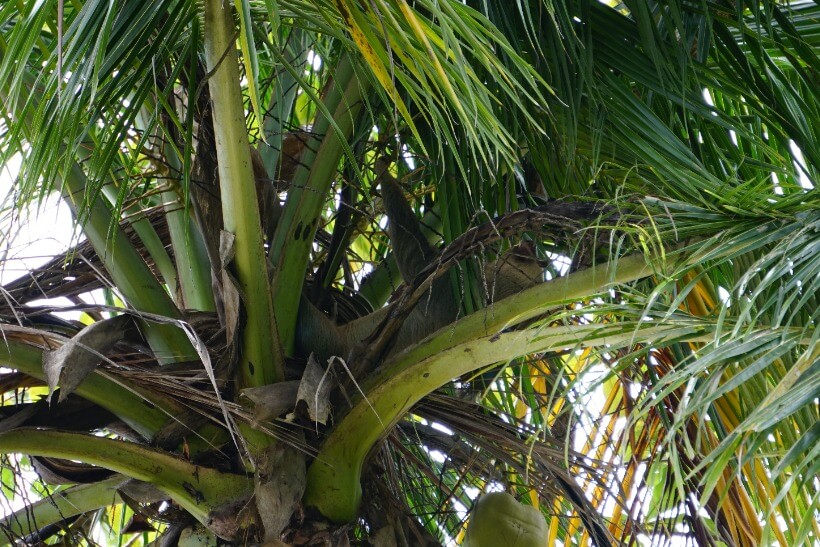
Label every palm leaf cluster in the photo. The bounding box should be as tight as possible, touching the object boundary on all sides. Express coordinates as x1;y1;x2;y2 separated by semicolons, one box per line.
0;0;817;545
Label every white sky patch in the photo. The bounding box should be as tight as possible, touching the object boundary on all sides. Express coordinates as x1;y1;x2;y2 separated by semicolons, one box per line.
402;144;416;170
26;289;108;322
431;421;454;435
717;286;731;305
333;188;342;211
547;251;572;277
702;88;716;111
306;50;322;72
771;172;783;195
788;139;815;189
0;154;105;324
0;151;22;192
0;155;77;287
352;261;374;291
27;296;76;310
429;449;447;464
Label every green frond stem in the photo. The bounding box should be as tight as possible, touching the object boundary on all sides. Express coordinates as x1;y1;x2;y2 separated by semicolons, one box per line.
0;475;127;540
160;138;217;312
203;0;283;387
161;141;217;314
268;54;366;355
305;320;716;522
0;429;251;532
100;184;180;296
163;189;217;312
61;164;196;364
304;249;693;521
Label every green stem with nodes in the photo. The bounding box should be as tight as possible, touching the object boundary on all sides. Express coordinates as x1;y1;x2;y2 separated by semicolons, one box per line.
204;0;284;387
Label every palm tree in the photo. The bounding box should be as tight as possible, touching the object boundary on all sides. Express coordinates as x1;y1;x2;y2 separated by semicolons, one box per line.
0;0;816;545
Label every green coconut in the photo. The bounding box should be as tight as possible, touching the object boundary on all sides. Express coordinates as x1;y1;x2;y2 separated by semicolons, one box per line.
462;492;548;547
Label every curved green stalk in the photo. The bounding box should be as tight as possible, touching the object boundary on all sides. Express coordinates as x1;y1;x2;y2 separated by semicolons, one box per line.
159;117;216;313
0;475;126;541
303;250;691;521
203;0;283;386
305;322;713;522
62;164;196;364
0;429;251;527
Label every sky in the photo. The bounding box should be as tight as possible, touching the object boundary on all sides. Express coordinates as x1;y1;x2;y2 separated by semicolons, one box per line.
0;153;76;287
0;153;93;329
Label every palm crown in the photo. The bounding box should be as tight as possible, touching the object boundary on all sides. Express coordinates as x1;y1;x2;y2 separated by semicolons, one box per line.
0;0;817;545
